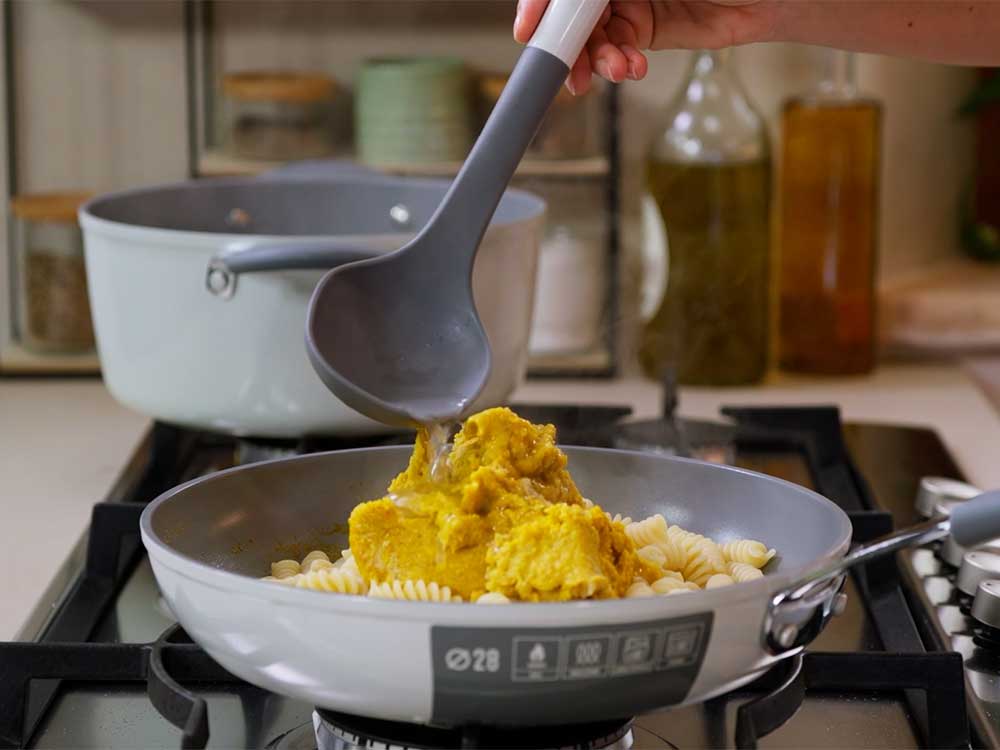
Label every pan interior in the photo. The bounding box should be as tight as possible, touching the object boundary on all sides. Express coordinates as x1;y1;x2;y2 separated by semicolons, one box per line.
147;446;851;583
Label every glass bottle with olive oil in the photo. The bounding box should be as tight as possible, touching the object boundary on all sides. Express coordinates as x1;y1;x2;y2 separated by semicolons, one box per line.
640;50;771;386
778;50;882;374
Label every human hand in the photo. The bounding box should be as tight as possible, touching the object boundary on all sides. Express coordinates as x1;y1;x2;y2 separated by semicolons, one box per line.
513;0;774;94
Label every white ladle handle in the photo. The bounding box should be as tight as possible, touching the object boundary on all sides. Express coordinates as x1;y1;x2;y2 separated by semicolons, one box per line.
528;0;609;68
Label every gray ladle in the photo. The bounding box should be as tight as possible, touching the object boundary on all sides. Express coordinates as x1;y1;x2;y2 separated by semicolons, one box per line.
306;0;609;428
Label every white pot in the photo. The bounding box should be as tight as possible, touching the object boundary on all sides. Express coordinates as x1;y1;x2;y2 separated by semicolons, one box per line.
80;176;545;437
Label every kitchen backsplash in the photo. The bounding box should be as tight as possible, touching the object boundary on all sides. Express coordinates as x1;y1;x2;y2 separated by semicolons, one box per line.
3;1;978;369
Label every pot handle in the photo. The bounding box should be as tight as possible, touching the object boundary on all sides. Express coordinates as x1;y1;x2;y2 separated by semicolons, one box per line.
206;241;379;300
763;488;1000;654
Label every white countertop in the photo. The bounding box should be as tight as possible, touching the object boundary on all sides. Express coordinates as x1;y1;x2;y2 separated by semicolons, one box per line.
0;380;148;640
3;363;999;640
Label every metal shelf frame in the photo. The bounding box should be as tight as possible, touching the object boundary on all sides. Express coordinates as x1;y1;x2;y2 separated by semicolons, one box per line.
184;0;621;378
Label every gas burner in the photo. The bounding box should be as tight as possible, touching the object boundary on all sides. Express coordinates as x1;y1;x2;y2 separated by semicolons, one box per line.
310;709;634;750
235;437;302;465
957;550;1000;612
915;476;980;518
613;417;735;463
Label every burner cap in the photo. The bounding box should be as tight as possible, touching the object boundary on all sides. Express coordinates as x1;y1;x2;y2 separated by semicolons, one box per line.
313;709;633;750
235;438;300;465
915;477;980;518
972;580;1000;629
957;550;1000;596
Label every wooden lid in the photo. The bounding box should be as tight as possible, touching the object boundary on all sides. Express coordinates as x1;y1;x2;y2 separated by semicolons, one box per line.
10;191;93;223
222;71;337;103
479;71;577;105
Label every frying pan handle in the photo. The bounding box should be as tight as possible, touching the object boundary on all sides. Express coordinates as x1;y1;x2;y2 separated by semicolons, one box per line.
764;489;1000;654
206;241;379;300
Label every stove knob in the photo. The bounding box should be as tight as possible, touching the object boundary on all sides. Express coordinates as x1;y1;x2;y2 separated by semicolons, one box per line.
957;550;1000;596
831;592;848;617
915;477;981;518
941;535;968;567
941;535;1000;568
972;580;1000;629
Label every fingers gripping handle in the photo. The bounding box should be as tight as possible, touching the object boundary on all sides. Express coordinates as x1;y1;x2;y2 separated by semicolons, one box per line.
950;490;1000;547
528;0;609;69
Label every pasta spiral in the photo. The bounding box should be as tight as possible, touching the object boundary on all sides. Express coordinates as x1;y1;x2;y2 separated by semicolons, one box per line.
672;532;727;587
721;540;775;569
300;550;331;572
292;567;367;594
625;580;656;598
728;561;765;583
625;514;670;547
368;579;463;602
705;573;735;589
636;545;667;569
651;576;700;595
270;559;300;579
475;592;511;604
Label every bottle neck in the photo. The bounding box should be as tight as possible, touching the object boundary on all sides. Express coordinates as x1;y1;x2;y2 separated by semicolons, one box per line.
818;49;858;99
692;49;732;75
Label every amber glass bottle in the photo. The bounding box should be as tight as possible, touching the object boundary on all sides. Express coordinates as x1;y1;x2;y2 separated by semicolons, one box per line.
778;51;882;374
640;50;771;386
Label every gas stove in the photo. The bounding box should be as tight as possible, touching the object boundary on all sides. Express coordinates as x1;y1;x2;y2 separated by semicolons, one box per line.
0;403;988;748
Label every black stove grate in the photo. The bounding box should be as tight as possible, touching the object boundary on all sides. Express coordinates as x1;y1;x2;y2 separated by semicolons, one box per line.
0;405;973;749
732;650;967;750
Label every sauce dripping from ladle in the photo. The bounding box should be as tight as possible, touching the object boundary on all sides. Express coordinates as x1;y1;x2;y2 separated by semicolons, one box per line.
427;421;455;483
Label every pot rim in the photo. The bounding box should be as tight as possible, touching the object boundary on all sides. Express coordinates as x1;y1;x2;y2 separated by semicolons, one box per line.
78;174;546;249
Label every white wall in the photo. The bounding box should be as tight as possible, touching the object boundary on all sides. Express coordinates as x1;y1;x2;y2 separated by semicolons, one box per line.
11;0;188;194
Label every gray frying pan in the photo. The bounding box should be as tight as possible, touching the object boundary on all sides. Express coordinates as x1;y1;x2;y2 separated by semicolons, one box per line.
140;446;1000;727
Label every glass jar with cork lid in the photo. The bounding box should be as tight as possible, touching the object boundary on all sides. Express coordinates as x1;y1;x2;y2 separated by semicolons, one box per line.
222;71;340;161
11;192;96;354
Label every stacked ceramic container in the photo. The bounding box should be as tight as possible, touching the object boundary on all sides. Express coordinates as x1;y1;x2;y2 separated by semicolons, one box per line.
355;57;472;166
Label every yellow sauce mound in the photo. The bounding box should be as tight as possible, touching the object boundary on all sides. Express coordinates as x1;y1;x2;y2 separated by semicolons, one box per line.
348;407;642;601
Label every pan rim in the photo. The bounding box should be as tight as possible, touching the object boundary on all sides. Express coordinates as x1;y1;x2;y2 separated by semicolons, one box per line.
140;445;853;622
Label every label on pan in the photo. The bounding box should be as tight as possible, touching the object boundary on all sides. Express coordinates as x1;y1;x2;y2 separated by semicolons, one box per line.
430;612;713;725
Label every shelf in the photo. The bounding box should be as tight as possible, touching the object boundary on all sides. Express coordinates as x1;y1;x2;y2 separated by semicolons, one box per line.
0;341;100;375
527;348;614;377
197;149;611;180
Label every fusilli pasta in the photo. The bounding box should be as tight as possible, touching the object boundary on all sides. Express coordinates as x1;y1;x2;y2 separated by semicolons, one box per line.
475;592;511;604
722;539;776;569
271;559;300;579
625;580;656;598
300;550;331;572
368;579;463;602
705;573;735;589
625;514;670;547
292;567;367;595
728;561;765;583
651;576;700;595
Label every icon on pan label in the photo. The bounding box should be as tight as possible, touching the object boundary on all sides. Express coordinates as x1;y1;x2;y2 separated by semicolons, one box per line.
611;631;659;675
662;626;702;667
566;634;613;679
512;637;561;682
444;647;472;672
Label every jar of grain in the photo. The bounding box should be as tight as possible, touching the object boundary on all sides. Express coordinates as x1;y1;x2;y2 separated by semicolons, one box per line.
11;192;96;353
222;71;340;161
